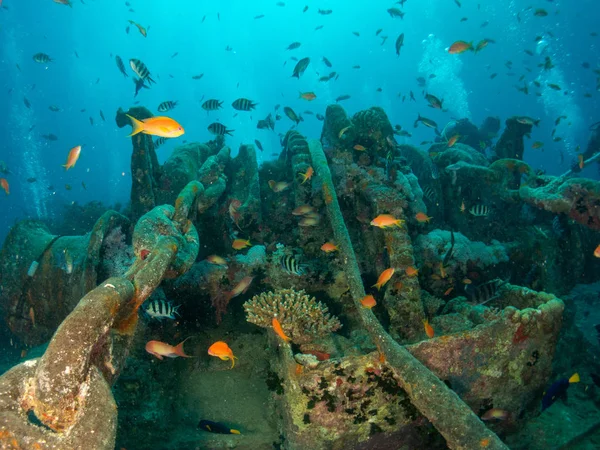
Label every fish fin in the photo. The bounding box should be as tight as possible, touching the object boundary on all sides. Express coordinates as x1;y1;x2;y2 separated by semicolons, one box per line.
126;114;144;137
569;373;580;383
230;429;241;435
62;164;71;170
174;337;192;358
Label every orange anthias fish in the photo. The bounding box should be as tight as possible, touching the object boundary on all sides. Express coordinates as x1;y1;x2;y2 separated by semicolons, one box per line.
300;166;314;184
423;320;435;338
126;115;185;138
361;294;377;309
269;180;290;192
373;268;394;290
481;408;510;421
304;350;331;361
0;178;9;195
227;276;254;301
370;214;404;229
439;263;447;279
299;216;320;226
128;20;147;37
321;242;338;253
63;145;81;170
415;212;432;223
460;200;466;213
405;266;419;277
206;255;228;267
146;338;192;360
232;239;251;250
578;154;585;169
208;341;237;368
299;91;317;101
292;205;315;216
272;317;291;342
448;41;473;54
447;134;460;147
594;244;600;258
229;199;242;226
353;144;367;151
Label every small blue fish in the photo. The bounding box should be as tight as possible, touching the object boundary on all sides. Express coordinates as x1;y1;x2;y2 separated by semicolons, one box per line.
198;420;241;435
542;373;579;410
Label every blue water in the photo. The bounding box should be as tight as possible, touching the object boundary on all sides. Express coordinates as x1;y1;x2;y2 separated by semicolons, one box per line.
0;0;599;245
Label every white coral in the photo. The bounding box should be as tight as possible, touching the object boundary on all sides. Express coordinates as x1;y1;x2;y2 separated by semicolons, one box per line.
414;229;513;271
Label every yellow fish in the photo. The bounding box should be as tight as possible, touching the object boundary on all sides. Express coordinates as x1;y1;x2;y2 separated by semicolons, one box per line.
208;341;237;368
272;317;291;342
128;20;147;37
63;145;81;170
126;115;184;138
338;126;351;139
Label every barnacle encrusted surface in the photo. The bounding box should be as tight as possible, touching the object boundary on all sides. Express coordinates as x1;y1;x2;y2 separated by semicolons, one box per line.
244;289;342;344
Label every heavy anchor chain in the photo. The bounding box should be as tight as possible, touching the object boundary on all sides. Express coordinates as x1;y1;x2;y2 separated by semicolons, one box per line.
0;181;203;450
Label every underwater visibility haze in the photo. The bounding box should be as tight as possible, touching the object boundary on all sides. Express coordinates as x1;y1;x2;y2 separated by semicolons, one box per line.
1;0;600;449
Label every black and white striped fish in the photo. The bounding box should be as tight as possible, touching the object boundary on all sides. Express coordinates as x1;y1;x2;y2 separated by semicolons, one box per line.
465;279;505;306
115;55;128;77
202;99;224;111
33;53;53;63
552;215;565;238
208;122;234;136
144;299;180;320
158;101;177;112
469;205;490;217
281;255;305;276
422;186;437;202
133;77;148;98
232;98;257;111
129;58;155;84
154;137;167;149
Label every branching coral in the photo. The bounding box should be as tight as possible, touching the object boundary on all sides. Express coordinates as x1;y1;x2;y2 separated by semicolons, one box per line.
244;289;341;344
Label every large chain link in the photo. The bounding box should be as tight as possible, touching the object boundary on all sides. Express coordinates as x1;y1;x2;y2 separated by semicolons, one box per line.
0;181;202;449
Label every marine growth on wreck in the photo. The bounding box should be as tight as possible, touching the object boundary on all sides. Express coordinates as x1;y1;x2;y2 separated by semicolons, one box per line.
1;2;600;450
